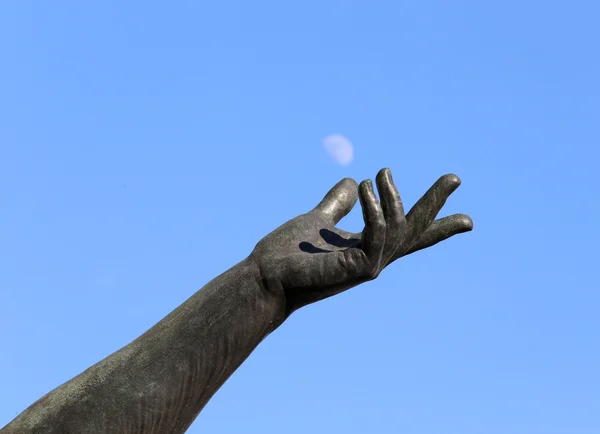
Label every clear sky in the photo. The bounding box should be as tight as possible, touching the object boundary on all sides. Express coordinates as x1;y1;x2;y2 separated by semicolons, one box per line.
1;1;599;433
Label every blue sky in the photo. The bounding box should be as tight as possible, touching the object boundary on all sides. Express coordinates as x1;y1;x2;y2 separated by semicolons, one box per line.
1;1;599;433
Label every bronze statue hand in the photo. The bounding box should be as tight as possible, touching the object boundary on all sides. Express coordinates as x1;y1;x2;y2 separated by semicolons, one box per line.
251;168;473;316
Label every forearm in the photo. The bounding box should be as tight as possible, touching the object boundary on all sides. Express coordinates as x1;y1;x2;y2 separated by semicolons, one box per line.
2;257;286;434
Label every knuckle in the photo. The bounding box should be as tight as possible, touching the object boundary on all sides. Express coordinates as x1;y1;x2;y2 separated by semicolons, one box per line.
339;248;363;275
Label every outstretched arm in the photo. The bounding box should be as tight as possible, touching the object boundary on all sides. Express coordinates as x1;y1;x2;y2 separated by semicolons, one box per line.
1;168;472;433
2;257;285;433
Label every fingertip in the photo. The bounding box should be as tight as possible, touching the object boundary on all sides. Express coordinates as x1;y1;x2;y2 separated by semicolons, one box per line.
359;178;372;190
376;167;392;180
340;177;359;191
459;214;474;231
375;168;394;189
432;174;460;198
446;213;473;233
439;213;473;233
315;177;359;223
442;173;461;188
359;178;376;199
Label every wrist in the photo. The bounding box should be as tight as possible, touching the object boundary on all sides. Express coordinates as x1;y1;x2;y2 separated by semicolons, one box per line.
243;255;287;332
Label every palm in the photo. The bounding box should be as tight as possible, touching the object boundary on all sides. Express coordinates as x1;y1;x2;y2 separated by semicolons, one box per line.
251;169;472;315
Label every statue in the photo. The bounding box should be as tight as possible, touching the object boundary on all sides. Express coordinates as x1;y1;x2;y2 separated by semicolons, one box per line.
1;168;473;433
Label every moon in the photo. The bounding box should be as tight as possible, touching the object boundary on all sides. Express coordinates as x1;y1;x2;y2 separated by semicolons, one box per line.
322;134;354;166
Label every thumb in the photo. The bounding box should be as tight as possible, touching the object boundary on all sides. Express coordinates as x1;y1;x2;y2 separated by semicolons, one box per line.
312;177;359;224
